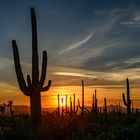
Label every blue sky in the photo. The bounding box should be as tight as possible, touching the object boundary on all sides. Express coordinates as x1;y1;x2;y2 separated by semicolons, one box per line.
0;0;140;87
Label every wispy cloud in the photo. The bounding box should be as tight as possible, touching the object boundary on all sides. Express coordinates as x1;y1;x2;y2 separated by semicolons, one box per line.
53;72;97;78
50;65;140;86
0;57;13;69
59;32;93;55
122;12;140;27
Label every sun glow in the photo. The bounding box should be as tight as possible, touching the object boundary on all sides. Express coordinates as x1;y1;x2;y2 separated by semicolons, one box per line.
59;96;67;107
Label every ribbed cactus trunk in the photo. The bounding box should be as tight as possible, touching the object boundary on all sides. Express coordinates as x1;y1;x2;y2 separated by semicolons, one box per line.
122;78;131;114
12;8;51;127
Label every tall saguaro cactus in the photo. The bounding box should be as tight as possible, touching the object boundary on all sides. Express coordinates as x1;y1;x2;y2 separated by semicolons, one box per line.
104;98;107;114
92;89;98;113
12;8;51;126
122;78;131;114
82;80;84;116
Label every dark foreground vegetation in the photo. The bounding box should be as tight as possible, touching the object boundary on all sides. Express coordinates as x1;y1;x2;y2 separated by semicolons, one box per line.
0;111;140;140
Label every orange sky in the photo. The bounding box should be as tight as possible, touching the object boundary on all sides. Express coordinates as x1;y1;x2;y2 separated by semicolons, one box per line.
0;83;140;109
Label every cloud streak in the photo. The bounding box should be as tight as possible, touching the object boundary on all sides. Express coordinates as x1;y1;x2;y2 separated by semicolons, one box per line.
122;12;140;27
53;71;97;78
59;32;93;55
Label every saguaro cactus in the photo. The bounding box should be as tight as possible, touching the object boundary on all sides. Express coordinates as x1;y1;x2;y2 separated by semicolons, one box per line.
82;80;84;116
122;78;131;114
92;89;98;113
104;98;107;114
69;94;78;116
58;94;60;116
12;8;51;126
65;94;67;113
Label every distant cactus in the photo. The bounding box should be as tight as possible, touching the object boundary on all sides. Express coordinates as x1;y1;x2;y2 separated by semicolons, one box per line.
82;80;84;116
70;96;73;116
57;94;60;116
0;103;6;115
61;97;64;117
69;95;78;116
65;94;68;113
12;8;51;126
73;94;76;112
131;100;134;113
78;99;89;114
77;80;89;116
104;98;107;114
92;89;98;113
7;100;14;121
122;78;131;114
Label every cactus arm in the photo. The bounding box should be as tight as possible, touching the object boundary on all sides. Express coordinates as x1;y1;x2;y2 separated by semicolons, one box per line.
40;80;51;92
31;7;39;85
27;75;32;89
75;105;78;113
122;93;127;106
78;99;82;109
39;51;47;88
12;40;30;96
78;99;89;113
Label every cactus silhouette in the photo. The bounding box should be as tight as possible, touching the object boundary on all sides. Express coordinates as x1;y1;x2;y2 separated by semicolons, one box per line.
104;98;107;114
78;99;89;113
131;100;134;113
77;80;89;116
12;8;51;126
69;94;78;116
92;89;98;113
122;78;131;114
70;96;73;116
61;97;64;117
0;103;6;115
65;94;68;113
82;80;84;116
57;94;60;116
7;100;14;121
73;94;76;112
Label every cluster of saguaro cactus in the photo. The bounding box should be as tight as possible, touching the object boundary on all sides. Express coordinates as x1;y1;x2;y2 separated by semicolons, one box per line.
12;8;51;126
92;89;98;113
69;94;78;116
57;94;78;116
122;78;131;114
